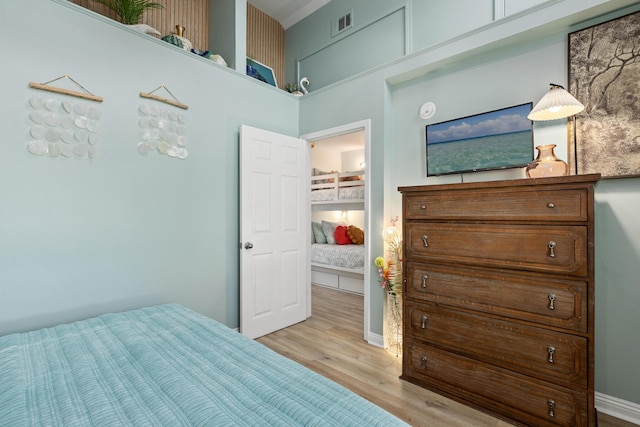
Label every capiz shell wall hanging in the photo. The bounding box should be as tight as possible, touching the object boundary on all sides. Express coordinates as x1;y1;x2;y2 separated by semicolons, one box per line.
137;85;189;160
27;75;103;159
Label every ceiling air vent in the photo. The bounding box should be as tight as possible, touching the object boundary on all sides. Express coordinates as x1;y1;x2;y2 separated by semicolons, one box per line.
338;12;352;31
332;11;353;37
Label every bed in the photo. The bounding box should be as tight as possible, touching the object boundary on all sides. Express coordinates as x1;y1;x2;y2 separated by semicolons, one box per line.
311;243;365;295
310;220;365;295
311;170;365;205
311;243;364;272
0;304;407;426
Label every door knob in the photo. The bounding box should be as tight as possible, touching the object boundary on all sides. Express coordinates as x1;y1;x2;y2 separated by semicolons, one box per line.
244;242;254;249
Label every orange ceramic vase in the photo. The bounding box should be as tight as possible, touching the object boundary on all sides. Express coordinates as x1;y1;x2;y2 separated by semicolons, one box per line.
526;144;568;178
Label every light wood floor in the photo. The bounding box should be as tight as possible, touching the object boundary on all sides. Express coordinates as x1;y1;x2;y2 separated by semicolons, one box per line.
257;285;636;427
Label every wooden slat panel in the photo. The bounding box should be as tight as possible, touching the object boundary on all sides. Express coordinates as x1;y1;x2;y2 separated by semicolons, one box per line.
146;0;208;51
69;0;209;51
247;4;285;89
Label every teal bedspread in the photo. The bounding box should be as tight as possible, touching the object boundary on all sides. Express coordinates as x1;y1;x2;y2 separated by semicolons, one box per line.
0;304;407;426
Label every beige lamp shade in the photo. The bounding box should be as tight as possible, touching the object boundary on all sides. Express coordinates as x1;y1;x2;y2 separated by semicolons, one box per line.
528;84;585;121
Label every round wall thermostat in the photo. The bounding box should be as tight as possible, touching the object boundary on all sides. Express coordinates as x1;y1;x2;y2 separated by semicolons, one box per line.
419;102;436;119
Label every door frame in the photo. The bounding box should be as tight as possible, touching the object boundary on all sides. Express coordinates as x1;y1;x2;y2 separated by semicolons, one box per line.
300;119;371;342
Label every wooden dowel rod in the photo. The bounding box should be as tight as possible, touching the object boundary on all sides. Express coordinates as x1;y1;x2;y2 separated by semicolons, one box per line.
28;82;103;102
139;92;189;110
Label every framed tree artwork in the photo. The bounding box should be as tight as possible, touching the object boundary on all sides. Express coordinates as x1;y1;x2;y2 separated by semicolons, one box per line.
568;11;640;178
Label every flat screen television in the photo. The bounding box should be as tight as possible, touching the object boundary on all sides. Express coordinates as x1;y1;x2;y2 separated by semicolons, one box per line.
426;102;534;176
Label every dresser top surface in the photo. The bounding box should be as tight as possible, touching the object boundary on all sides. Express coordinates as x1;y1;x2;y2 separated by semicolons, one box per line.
398;174;601;194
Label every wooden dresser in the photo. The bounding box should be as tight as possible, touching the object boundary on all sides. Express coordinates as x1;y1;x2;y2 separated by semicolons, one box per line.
398;174;600;427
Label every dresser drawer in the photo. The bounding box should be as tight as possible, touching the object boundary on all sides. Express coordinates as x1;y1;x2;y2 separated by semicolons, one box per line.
404;342;588;427
405;301;588;388
406;262;587;332
405;223;588;276
405;188;588;221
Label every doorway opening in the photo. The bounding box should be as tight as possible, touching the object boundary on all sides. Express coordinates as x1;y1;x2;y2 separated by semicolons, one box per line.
301;119;371;342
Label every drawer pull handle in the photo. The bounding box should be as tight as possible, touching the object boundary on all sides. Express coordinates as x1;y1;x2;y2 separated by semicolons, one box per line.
548;293;556;310
422;235;429;247
547;202;555;208
421;355;427;369
547;241;556;258
420;205;427;210
421;315;428;329
422;274;428;288
548;399;556;418
548;346;556;363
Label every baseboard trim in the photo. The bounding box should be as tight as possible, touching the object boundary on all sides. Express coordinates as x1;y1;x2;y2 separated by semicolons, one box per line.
596;392;640;425
367;332;384;348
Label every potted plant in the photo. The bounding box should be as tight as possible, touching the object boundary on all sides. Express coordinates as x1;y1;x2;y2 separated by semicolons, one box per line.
284;82;298;93
285;82;304;96
94;0;164;25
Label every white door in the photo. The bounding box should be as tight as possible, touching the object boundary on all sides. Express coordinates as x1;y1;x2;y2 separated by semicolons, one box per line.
239;125;309;339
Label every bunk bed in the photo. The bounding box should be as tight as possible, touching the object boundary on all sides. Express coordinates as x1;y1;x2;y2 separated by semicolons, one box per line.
310;169;366;295
0;304;407;426
310;170;365;207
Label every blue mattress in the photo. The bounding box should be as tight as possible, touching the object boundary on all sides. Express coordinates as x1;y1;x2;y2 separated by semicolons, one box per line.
0;304;407;426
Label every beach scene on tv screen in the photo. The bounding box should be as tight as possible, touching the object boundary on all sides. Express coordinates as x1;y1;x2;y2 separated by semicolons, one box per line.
426;103;533;176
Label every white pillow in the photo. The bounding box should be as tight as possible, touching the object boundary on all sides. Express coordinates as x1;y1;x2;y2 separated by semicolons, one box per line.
208;54;227;67
321;220;345;245
174;35;193;51
127;24;161;36
312;221;327;244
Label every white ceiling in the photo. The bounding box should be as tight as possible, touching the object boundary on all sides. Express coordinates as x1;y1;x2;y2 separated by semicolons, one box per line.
311;130;364;153
248;0;331;29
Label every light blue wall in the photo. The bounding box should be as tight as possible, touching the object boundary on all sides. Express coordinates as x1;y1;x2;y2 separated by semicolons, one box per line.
0;0;298;334
297;7;406;90
411;0;494;51
209;0;245;71
285;0;409;89
285;0;558;90
298;0;640;407
595;178;640;403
